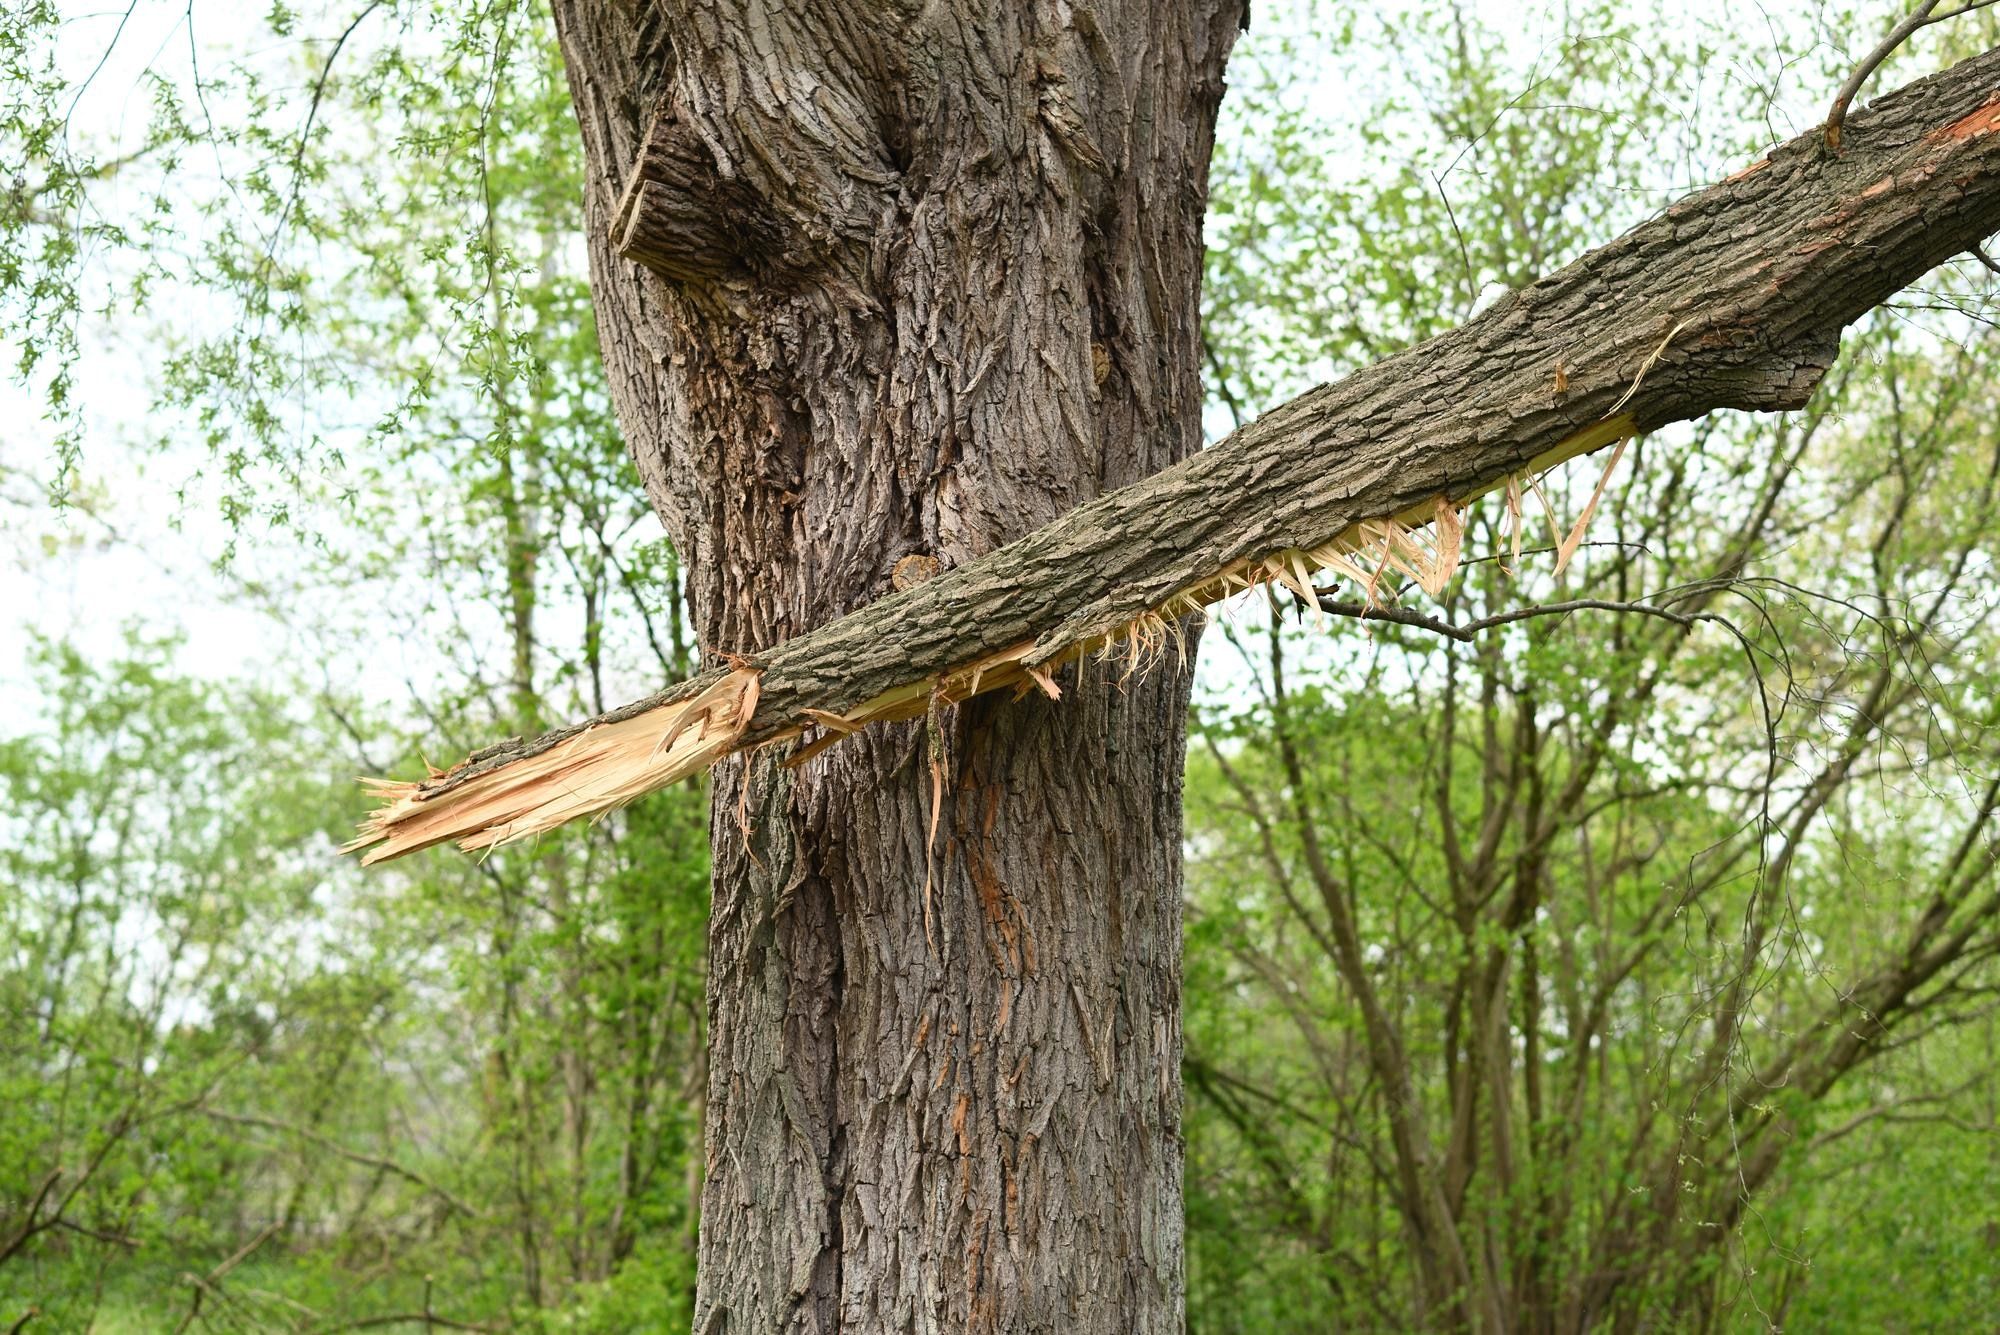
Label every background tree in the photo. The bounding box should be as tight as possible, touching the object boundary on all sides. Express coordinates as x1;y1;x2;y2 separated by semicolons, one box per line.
5;6;717;1329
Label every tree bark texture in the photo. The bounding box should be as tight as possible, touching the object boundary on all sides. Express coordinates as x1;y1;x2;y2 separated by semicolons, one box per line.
547;2;1245;1330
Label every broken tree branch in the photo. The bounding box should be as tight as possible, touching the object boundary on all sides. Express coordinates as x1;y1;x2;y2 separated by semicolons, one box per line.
348;47;2000;864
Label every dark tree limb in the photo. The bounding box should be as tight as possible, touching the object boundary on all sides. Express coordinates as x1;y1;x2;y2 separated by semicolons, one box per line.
198;1108;482;1218
1309;596;1718;643
350;47;2000;863
1825;0;2000;150
0;1170;62;1267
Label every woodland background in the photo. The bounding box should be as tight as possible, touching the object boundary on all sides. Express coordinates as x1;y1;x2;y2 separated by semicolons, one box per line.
4;1;2000;1330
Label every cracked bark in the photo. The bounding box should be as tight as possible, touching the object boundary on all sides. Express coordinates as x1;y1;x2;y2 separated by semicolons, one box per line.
377;19;2000;1333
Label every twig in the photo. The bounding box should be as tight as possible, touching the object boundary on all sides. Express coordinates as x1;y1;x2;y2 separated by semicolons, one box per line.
1312;594;1715;643
50;1218;140;1250
262;0;388;273
200;1109;480;1218
1805;1071;1990;1152
1969;241;2000;275
0;1169;63;1266
62;1;139;135
172;1221;283;1335
210;1220;283;1284
1435;168;1479;315
309;1314;492;1333
1825;0;2000;150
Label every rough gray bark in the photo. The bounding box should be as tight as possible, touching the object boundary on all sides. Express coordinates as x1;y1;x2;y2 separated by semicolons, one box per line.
547;1;1244;1330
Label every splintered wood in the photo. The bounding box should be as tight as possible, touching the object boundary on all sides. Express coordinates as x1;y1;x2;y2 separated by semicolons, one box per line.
340;489;1488;864
342;669;761;864
341;640;1073;863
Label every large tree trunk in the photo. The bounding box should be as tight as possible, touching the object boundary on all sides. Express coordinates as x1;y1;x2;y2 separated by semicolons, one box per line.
547;2;1243;1328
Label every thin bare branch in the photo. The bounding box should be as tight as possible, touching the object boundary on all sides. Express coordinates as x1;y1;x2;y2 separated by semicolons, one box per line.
1824;0;2000;149
200;1109;481;1219
1311;594;1716;642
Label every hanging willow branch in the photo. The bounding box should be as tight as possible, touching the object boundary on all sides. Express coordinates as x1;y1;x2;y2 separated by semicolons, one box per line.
347;47;2000;864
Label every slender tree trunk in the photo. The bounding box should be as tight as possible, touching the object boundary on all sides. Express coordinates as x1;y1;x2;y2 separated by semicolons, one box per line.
550;2;1243;1327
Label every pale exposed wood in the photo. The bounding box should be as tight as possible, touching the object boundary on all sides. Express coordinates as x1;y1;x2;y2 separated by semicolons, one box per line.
344;669;760;863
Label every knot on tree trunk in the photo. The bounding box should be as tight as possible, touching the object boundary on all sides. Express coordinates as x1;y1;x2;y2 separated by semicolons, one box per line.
612;107;811;287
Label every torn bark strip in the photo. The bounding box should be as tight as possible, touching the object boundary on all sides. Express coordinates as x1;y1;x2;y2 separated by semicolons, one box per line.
347;48;2000;864
344;669;761;863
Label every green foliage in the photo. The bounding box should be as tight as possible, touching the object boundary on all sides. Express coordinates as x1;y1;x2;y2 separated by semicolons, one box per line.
0;632;347;1325
2;0;95;500
2;5;709;1329
0;628;711;1331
